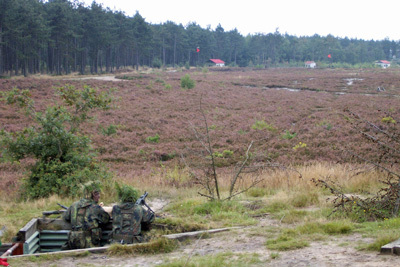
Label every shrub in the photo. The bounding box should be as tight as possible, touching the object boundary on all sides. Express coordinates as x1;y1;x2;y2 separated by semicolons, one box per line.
381;116;396;124
180;74;196;89
101;124;117;136
293;142;307;151
185;62;190;70
0;85;113;198
251;120;277;132
146;134;160;143
282;130;297;140
212;150;233;158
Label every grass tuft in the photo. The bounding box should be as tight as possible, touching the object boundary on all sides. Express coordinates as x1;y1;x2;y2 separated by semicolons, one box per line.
158;252;263;267
107;238;177;256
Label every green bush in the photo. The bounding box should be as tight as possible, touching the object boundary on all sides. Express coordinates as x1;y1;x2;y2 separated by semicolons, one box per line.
185;62;190;70
101;124;117;136
251;120;277;132
180;74;196;89
282;130;297;140
0;85;113;198
382;116;396;124
146;134;160;143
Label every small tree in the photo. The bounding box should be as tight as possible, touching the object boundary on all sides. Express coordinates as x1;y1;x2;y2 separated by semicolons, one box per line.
0;85;114;199
180;74;195;89
181;98;275;201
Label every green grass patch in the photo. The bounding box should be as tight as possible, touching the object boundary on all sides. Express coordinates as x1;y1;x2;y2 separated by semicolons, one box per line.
281;130;297;140
266;220;354;251
270;252;280;259
8;250;89;265
107;238;177;256
297;220;353;235
251;120;277;132
262;200;291;213
265;229;309;251
165;199;257;227
289;191;320;208
156;217;206;233
354;218;400;251
245;187;276;197
146;134;160;143
363;234;398;252
0;196;75;242
278;209;309;224
158;251;263;267
108;238;176;255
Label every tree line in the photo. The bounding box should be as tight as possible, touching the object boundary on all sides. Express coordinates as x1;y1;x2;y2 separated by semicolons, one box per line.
1;0;399;76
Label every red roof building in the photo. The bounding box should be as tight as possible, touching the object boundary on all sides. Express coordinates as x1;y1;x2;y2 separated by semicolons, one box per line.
304;61;316;68
209;59;225;67
375;60;391;68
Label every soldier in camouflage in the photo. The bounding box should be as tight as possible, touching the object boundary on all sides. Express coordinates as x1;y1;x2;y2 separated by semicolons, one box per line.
111;184;154;244
63;188;110;249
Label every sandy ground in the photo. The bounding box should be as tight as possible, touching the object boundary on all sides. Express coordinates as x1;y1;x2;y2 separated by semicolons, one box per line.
15;200;400;266
17;225;400;267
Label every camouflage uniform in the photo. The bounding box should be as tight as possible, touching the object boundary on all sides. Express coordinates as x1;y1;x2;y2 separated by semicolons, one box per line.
64;198;110;249
111;202;154;244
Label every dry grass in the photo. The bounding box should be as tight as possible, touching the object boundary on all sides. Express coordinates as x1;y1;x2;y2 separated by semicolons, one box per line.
0;162;384;242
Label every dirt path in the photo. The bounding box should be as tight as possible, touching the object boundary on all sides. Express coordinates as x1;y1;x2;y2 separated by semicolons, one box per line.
17;213;400;267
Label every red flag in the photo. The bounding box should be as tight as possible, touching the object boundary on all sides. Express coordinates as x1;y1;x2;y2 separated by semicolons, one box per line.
196;47;200;53
328;54;332;58
0;258;9;266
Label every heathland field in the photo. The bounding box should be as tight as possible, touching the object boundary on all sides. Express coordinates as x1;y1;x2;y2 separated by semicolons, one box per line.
1;67;400;266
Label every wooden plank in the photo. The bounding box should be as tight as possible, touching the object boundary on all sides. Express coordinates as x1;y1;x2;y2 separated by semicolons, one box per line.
380;238;400;255
393;246;400;255
38;218;72;231
9;244;110;258
162;227;242;241
17;219;38;242
8;227;241;258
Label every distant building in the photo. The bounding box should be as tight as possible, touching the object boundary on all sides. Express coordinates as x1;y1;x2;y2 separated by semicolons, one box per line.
209;59;225;67
375;60;391;69
305;61;316;68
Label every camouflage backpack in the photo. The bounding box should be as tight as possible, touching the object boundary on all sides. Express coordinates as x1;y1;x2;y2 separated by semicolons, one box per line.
67;199;103;248
111;203;144;244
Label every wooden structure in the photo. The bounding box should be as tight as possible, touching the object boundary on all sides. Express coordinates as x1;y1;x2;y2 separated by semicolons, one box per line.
381;238;400;255
1;217;112;257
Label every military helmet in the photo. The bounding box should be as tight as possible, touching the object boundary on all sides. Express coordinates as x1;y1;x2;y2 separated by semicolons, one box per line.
115;182;139;203
81;180;102;199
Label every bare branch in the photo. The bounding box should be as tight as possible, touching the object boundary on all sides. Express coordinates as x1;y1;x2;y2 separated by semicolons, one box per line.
224;178;264;201
197;192;215;200
359;130;400;156
229;141;254;197
344;149;400;179
198;96;220;200
346;109;399;144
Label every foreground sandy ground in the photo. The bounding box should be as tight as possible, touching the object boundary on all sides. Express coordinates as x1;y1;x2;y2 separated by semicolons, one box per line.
14;214;400;267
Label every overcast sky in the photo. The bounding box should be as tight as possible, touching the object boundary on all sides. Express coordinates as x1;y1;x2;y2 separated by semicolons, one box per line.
81;0;400;41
